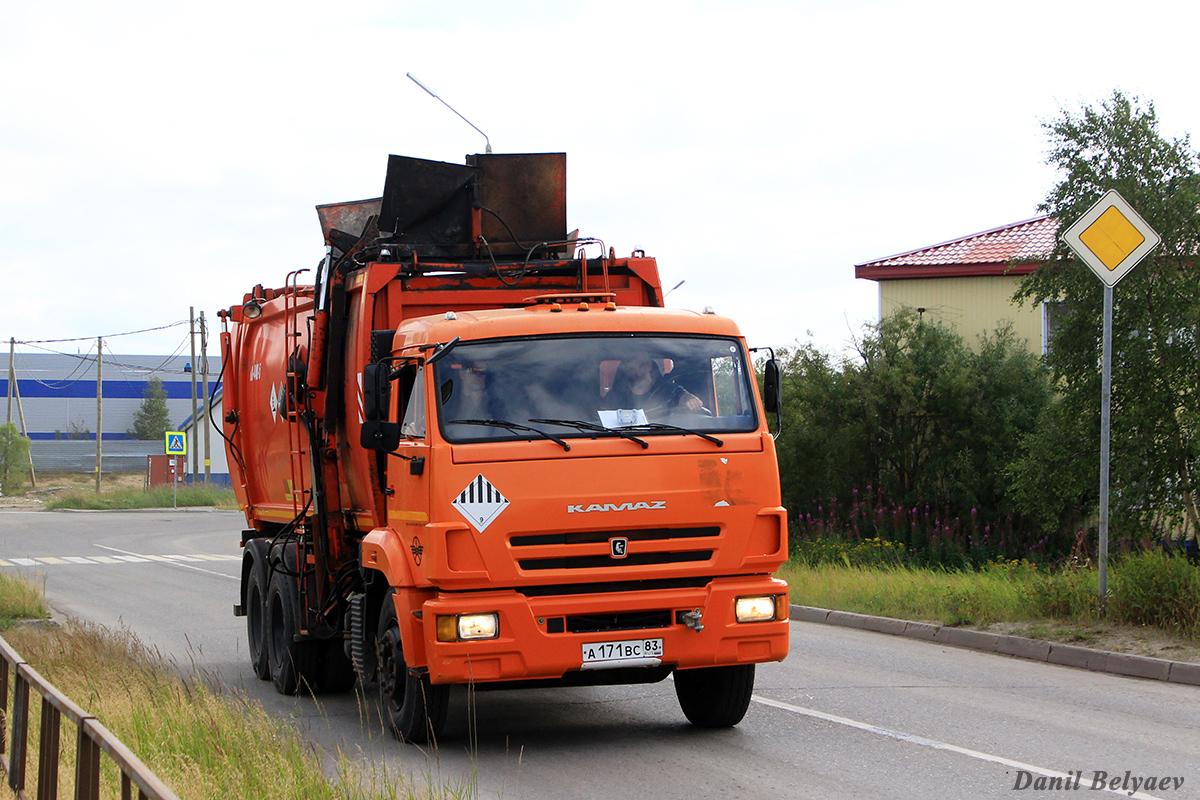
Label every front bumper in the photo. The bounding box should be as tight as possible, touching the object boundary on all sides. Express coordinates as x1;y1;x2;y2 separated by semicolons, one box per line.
421;574;789;685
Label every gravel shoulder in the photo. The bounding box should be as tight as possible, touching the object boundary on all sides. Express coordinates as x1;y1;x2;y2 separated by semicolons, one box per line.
968;619;1200;665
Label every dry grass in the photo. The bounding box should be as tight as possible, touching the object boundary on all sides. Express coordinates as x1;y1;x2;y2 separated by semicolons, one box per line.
0;578;470;799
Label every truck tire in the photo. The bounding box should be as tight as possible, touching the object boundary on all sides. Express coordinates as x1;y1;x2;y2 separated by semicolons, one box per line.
376;590;448;742
266;571;320;694
674;664;755;728
245;560;271;680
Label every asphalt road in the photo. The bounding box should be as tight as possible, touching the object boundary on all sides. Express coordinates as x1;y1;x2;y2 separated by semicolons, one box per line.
1;509;1197;800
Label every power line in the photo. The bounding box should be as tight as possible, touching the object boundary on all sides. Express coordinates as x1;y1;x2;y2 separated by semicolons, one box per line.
11;320;188;345
15;341;97;390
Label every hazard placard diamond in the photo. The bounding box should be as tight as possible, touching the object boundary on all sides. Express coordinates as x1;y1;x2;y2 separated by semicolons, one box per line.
452;474;510;532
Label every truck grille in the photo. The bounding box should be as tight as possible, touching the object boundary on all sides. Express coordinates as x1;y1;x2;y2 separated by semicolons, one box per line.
510;526;718;547
516;577;710;597
510;526;719;572
518;550;711;571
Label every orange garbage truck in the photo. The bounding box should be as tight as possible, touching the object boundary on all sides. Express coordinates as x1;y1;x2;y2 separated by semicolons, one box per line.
221;152;789;742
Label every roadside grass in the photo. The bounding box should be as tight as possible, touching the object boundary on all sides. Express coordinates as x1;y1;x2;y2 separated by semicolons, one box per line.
0;577;470;799
0;570;49;626
45;484;238;511
779;549;1200;639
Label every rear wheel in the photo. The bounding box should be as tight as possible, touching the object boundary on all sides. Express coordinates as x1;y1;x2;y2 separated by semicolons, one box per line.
674;664;755;728
377;590;448;742
245;561;271;680
266;571;319;694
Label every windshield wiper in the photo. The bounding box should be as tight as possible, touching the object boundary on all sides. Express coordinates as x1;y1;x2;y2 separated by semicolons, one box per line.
624;422;724;447
529;418;649;449
447;418;571;451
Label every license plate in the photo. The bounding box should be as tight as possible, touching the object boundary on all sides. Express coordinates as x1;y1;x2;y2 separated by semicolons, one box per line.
581;638;664;665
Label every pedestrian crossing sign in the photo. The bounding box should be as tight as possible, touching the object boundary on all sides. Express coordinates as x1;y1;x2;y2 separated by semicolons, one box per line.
165;431;187;455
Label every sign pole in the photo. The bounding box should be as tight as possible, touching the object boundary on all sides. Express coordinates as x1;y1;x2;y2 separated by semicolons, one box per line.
1098;284;1113;616
164;431;187;510
1060;189;1160;619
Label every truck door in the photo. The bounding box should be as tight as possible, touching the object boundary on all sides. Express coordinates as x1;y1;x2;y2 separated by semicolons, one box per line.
388;363;430;542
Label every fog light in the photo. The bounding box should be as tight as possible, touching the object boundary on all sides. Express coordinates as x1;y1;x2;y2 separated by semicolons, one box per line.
735;596;776;623
436;613;499;641
458;612;499;640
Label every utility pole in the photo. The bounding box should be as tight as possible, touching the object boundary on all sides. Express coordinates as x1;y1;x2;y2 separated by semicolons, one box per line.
95;336;103;492
201;311;211;484
12;367;36;489
189;307;198;484
6;337;13;424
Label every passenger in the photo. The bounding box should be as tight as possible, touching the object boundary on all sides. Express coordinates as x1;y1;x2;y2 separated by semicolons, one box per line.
602;354;703;411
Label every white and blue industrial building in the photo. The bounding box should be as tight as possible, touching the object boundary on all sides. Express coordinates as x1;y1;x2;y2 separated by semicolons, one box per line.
2;352;228;484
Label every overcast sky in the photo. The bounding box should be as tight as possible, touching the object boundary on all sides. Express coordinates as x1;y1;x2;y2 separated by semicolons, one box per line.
4;0;1199;361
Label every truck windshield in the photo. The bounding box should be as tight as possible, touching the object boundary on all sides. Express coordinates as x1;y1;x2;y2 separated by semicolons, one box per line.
432;335;759;444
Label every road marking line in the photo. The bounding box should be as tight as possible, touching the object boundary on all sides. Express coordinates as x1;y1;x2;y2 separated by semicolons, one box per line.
751;695;1167;800
0;552;237;569
93;545;238;582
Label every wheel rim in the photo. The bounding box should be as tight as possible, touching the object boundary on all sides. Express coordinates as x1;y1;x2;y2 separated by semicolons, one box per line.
377;626;405;709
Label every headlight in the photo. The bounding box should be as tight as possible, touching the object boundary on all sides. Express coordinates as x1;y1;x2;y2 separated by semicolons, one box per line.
735;596;777;623
437;612;500;641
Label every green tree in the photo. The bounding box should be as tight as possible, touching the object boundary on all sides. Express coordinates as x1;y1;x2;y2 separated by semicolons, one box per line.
772;341;869;513
0;422;32;494
1012;91;1200;541
129;377;172;441
776;311;1051;530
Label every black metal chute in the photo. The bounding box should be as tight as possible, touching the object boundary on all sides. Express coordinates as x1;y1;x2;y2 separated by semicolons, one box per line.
379;154;478;242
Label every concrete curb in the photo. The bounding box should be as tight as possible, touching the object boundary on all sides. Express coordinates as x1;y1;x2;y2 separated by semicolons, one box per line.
790;604;1200;687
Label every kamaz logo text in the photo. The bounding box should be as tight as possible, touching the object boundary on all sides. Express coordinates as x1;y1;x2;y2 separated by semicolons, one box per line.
567;501;667;513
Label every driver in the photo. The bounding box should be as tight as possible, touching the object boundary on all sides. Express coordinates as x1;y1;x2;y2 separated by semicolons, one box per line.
602;354;703;411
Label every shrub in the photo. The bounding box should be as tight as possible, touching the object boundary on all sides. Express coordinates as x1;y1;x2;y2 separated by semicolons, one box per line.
1109;550;1200;636
0;421;32;494
1029;567;1097;620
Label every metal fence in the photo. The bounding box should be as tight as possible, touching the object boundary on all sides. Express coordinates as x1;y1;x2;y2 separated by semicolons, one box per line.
29;441;163;475
0;636;179;800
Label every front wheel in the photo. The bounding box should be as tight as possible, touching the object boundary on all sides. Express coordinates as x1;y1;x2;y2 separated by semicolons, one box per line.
377;590;448;743
674;664;755;728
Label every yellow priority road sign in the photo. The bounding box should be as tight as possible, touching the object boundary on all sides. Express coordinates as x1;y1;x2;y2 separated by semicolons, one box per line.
165;431;187;455
1061;190;1160;287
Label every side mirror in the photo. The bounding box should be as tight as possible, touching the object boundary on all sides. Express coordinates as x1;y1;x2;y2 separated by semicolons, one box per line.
361;363;401;451
763;358;782;414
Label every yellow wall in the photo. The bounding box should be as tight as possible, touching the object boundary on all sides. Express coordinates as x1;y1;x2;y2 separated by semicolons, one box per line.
878;275;1043;354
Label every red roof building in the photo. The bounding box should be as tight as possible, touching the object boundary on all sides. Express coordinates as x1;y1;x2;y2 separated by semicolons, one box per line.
855;215;1058;353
